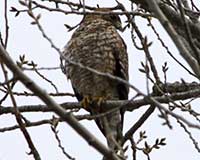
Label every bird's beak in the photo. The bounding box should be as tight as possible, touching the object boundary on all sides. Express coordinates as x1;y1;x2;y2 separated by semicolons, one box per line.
116;22;124;32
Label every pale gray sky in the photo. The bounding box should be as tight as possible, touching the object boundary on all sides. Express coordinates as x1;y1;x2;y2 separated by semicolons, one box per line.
0;0;199;160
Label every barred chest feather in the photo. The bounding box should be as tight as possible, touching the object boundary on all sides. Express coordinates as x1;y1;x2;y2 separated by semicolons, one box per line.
62;18;128;98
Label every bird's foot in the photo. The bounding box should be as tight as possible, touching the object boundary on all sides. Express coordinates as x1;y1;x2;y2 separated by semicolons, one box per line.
92;96;106;107
81;96;91;110
81;96;107;111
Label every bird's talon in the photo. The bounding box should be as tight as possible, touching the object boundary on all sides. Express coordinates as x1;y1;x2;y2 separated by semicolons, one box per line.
95;96;106;106
81;96;91;109
90;96;107;106
81;96;106;111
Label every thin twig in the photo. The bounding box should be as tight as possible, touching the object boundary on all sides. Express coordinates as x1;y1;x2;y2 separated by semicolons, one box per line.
177;119;200;152
1;63;41;160
131;18;160;83
4;0;9;48
1;91;74;97
22;66;60;70
33;67;59;93
51;119;76;160
41;0;96;10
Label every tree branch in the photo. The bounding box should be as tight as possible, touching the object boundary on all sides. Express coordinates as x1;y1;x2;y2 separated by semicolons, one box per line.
1;86;199;115
0;44;120;160
144;0;200;78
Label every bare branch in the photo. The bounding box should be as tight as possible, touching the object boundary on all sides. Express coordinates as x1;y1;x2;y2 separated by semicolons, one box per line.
123;105;155;143
144;0;200;78
4;0;9;48
1;63;41;159
147;18;197;78
2;91;75;97
1;86;199;115
176;0;200;64
51;117;76;160
0;43;120;160
177;119;200;152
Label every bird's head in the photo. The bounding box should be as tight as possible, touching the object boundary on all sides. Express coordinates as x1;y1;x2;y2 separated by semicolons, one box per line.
83;8;123;31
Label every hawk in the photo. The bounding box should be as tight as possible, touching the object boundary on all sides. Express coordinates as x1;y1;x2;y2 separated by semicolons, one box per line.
62;8;129;153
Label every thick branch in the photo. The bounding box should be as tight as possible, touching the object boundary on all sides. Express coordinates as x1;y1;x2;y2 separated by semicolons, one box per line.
1;87;199;115
123;105;155;143
131;0;200;37
144;0;200;77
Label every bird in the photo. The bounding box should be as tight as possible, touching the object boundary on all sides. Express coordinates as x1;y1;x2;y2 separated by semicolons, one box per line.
61;8;129;156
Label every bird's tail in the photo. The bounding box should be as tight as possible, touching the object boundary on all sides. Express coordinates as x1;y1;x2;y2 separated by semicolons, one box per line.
103;110;123;150
91;108;124;159
103;110;125;160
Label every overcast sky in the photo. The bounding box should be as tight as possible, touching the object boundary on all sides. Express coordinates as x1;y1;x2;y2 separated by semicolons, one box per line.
0;0;199;160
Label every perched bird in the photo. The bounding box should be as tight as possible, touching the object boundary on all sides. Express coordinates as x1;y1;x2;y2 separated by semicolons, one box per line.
62;8;129;154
